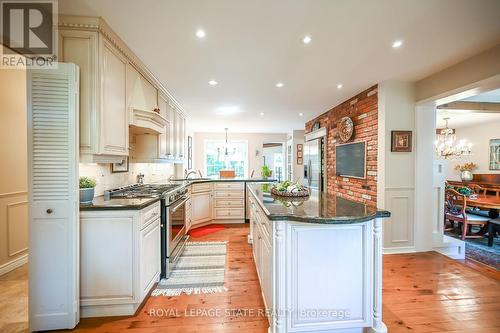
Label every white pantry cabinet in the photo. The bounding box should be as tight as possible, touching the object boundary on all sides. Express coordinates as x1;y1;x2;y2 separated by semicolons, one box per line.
79;202;161;317
58;27;128;163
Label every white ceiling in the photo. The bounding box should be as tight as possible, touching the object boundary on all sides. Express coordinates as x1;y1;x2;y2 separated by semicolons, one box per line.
58;0;500;133
436;109;500;129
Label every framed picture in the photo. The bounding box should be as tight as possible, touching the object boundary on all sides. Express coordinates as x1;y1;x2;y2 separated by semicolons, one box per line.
490;138;500;170
297;157;303;165
297;143;303;152
297;151;303;158
188;136;193;169
391;131;412;152
111;156;129;173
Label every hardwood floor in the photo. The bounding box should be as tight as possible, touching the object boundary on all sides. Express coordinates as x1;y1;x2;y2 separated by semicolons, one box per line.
1;225;499;333
0;264;28;333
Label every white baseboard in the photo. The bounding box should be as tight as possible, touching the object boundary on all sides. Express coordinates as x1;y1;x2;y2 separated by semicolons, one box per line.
434;235;465;260
383;246;416;254
0;253;28;276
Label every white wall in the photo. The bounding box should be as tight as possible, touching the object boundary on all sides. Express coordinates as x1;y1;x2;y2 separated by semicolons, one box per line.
79;163;175;196
193;132;288;177
377;81;416;253
291;130;305;183
445;120;500;181
0;68;29;275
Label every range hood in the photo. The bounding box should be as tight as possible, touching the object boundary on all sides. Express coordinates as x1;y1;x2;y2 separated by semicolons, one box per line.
129;107;167;134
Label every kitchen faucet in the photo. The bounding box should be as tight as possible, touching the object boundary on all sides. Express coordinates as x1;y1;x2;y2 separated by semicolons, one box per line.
184;169;197;179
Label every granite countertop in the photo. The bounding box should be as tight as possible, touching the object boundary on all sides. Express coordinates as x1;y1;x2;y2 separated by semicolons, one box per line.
183;177;276;184
80;196;160;211
247;183;390;224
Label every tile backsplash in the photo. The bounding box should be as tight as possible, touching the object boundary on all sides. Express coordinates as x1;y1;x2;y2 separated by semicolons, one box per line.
79;163;176;196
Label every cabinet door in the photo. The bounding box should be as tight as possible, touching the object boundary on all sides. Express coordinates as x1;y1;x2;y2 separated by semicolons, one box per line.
191;192;212;224
157;94;171;158
261;235;272;313
101;40;128;155
58;29;98;155
140;219;160;298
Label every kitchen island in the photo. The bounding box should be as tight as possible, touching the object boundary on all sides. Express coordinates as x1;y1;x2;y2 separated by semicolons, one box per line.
247;183;390;333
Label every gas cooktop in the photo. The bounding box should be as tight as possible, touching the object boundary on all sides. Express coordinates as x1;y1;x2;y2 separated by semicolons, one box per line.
108;183;181;199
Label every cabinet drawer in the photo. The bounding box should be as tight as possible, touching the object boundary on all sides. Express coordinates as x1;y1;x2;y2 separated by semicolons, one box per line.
214;198;244;208
214;208;244;219
192;183;212;193
214;182;244;191
215;191;244;199
141;201;161;229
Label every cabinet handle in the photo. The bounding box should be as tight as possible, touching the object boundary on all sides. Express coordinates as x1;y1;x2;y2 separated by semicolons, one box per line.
46;208;53;214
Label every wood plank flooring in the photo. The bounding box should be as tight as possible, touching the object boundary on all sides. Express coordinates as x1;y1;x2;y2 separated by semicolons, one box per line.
1;224;499;333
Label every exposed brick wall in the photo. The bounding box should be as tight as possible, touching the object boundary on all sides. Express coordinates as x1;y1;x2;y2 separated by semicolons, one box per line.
305;85;378;206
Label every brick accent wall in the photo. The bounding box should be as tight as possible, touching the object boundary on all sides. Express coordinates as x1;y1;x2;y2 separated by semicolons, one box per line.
305;85;378;206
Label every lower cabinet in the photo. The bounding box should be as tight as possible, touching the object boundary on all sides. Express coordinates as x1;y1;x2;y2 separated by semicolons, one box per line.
79;202;161;317
191;183;213;226
249;196;273;324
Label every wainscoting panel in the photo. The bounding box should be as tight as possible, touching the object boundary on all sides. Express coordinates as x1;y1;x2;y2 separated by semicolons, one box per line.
0;191;28;275
383;187;415;252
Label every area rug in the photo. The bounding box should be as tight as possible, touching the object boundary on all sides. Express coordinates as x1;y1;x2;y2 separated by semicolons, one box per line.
151;241;228;296
189;224;227;238
445;229;500;270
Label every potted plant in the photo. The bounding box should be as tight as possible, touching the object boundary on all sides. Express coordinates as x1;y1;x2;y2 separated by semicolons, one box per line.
454;162;478;182
261;165;272;179
79;176;97;204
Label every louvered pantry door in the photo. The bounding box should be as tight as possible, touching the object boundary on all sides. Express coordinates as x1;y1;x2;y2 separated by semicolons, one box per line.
27;63;80;331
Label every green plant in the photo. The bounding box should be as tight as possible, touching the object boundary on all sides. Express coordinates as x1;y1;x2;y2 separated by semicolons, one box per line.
79;176;96;189
261;165;272;178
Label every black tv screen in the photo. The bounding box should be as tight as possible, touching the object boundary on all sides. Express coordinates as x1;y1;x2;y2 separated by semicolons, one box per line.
335;141;366;179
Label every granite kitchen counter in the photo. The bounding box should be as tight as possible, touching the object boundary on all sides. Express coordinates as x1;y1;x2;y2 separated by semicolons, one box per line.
247;183;390;224
80;195;160;211
183;176;276;184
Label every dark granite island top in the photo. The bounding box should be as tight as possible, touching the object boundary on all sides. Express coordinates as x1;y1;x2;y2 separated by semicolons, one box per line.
80;196;160;211
247;183;390;224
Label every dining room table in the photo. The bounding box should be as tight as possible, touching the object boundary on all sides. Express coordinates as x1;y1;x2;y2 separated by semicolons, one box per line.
468;193;500;218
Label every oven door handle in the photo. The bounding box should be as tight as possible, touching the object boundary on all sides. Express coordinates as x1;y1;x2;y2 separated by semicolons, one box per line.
171;196;188;213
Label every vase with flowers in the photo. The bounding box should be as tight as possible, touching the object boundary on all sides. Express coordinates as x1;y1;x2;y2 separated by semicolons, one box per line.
454;162;477;182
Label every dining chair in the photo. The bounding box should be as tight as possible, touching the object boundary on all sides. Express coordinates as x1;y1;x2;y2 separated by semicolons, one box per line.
444;188;490;240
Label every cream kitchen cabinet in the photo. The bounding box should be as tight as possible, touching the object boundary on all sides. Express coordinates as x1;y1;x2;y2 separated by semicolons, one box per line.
58;27;128;163
213;182;245;222
79;202;161;318
191;183;213;226
127;64;158;113
157;93;173;159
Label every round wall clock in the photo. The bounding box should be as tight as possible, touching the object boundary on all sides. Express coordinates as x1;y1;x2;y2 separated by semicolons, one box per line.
338;116;354;142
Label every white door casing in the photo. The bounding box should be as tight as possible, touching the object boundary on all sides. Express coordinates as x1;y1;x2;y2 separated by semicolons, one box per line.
27;63;80;330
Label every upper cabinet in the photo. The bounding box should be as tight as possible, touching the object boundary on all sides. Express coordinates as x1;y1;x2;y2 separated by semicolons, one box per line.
59;28;128;162
58;16;187;164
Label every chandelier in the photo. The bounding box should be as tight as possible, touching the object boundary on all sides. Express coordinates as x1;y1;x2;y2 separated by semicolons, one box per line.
434;117;472;159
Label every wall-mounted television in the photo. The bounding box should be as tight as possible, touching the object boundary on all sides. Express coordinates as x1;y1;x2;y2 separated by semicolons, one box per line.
335;141;366;179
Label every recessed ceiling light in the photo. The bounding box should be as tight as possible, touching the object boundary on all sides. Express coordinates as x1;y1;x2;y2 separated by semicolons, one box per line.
392;39;403;48
196;29;206;39
276;82;284;88
208;80;217;86
215;106;241;116
337;83;343;89
299;113;304;116
260;112;265;116
302;35;312;44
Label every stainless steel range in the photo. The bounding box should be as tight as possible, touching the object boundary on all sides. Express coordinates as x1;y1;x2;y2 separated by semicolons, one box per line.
108;183;189;278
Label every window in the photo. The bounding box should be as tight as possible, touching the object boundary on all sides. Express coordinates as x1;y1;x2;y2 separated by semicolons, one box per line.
205;140;248;177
